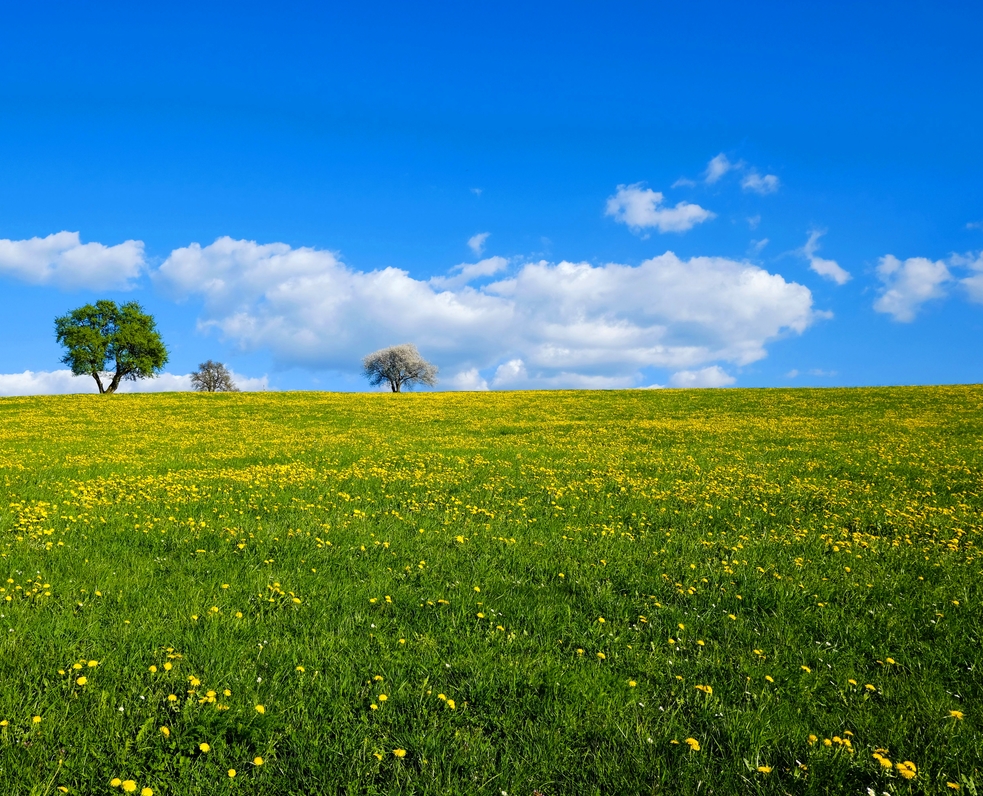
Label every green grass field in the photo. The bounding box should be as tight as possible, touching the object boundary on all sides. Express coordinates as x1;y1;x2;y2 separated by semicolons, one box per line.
0;387;980;795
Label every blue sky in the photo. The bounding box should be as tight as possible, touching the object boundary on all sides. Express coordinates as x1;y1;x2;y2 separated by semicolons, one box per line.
1;1;980;393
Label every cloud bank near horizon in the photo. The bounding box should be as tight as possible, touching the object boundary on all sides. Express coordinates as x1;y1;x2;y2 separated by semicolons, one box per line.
154;236;820;390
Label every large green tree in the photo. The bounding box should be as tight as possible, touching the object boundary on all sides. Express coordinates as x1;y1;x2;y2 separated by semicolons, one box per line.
55;300;169;394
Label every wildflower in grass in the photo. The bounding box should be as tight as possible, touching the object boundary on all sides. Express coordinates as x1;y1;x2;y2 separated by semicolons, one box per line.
948;782;961;789
122;783;137;794
199;743;210;752
597;652;606;660
757;766;772;773
32;716;42;724
800;665;811;673
88;660;98;668
393;749;407;758
628;680;637;687
148;666;157;673
378;695;388;702
163;663;172;671
253;756;264;766
110;779;122;787
865;684;876;692
160;726;170;737
897;761;917;779
872;753;892;769
598;617;605;623
477;612;485;618
728;614;736;620
228;770;236;778
167;694;177;702
76;676;87;686
296;666;305;672
576;649;584;656
255;704;265;714
765;676;774;683
950;710;964;720
437;693;447;701
684;738;700;751
141;788;153;796
808;734;817;744
886;657;896;664
370;703;378;710
446;699;456;709
0;720;7;727
373;753;383;761
695;685;712;696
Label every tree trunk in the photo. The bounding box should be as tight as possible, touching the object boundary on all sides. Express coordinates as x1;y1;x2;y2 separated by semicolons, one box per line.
92;371;106;394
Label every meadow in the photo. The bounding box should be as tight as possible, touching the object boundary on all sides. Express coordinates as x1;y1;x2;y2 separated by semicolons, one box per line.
0;387;980;795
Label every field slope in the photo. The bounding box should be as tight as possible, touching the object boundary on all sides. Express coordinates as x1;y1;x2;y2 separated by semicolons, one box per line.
0;387;980;795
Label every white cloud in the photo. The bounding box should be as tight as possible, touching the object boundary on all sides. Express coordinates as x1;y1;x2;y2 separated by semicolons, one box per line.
470;188;483;196
490;359;636;390
873;254;951;321
605;184;715;234
430;256;508;290
442;368;489;391
669;366;735;388
950;251;983;304
786;369;799;379
0;369;268;396
747;215;761;230
467;232;491;256
0;231;146;290
154;237;820;390
741;172;780;195
671;177;697;188
966;220;983;230
749;238;769;255
704;154;742;184
801;230;851;285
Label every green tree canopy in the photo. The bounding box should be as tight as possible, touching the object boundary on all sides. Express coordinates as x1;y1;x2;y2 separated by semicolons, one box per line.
55;300;169;394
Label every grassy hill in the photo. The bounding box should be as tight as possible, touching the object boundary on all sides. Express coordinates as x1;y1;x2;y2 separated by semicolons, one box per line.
0;387;980;794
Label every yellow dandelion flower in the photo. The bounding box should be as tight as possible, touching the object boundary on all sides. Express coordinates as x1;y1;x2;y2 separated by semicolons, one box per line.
628;680;637;687
373;752;383;761
378;695;388;702
897;761;917;780
801;665;812;673
228;769;236;778
167;694;177;702
148;666;157;673
765;675;774;683
757;765;772;773
32;716;42;724
437;693;447;701
950;710;964;720
947;782;961;790
684;738;701;751
163;663;172;671
141;788;153;796
393;749;407;758
597;652;606;660
87;661;98;668
296;666;305;672
76;676;87;686
446;699;456;709
253;756;264;766
160;726;170;737
255;704;265;714
110;779;122;788
598;617;605;623
476;612;485;618
370;703;378;710
199;743;210;753
886;657;896;664
121;783;137;794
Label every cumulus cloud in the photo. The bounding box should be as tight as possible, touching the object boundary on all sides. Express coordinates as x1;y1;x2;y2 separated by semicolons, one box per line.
0;369;268;397
742;172;780;195
801;230;851;285
950;251;983;304
704;154;742;184
467;232;491;256
605;184;715;234
0;231;146;290
873;255;951;321
430;256;508;290
669;366;735;388
154;236;820;390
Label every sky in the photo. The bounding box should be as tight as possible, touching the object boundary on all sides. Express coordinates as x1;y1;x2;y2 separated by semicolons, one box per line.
1;1;981;394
